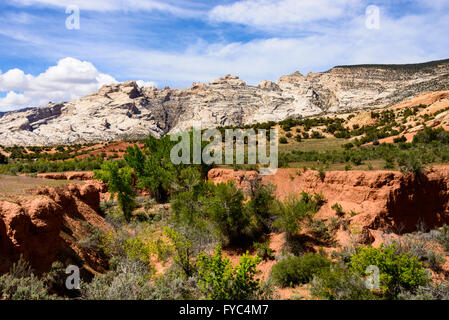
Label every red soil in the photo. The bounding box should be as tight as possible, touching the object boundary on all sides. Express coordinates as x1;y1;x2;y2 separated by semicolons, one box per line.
0;182;110;275
209;167;449;246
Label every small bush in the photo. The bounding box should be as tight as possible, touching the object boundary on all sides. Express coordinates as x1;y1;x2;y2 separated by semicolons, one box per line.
399;153;424;175
81;258;155;300
316;168;326;182
253;240;274;261
393;136;407;143
309;219;332;241
311;131;325;139
310;265;376;300
196;246;261;300
343;143;354;150
0;257;55;300
425;250;445;271
271;254;331;288
273;192;323;239
331;203;345;217
438;225;449;252
349;244;429;298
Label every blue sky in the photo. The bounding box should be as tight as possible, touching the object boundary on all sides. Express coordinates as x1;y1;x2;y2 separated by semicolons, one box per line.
0;0;448;111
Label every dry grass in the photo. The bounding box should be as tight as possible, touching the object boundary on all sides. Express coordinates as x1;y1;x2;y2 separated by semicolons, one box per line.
278;138;347;153
0;174;81;201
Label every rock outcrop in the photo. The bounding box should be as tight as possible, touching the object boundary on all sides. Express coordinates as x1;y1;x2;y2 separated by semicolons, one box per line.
36;171;95;181
208;167;449;245
0;182;109;275
1;59;449;146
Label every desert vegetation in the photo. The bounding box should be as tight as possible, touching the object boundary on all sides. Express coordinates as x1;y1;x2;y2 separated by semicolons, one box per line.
2;99;449;301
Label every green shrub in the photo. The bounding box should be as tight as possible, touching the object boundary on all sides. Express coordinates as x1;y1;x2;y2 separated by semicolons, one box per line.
77;222;106;255
0;257;55;300
245;181;276;231
351;155;363;166
349;244;429;298
164;227;195;277
399;153;425;175
425;250;445;271
383;158;395;169
279;137;288;144
124;137;177;203
253;240;274;261
331;203;345;217
397;282;449;300
273;192;322;239
270;254;331;287
316;168;326;182
172;178;274;247
207;181;249;245
81;258;154;300
310;265;376;300
343;143;354;150
151;268;202;300
438;225;449;252
196;246;261;300
309;219;332;241
393;136;407;143
311;131;325;139
94;161;137;221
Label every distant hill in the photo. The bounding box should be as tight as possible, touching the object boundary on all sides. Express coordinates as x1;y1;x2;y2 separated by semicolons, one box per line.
1;58;449;146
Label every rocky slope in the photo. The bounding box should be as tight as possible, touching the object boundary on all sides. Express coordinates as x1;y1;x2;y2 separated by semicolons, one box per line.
1;58;449;146
0;182;109;275
208;167;449;246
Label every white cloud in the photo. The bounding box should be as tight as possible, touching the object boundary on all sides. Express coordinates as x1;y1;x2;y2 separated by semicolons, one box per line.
1;0;448;110
209;0;358;28
8;0;201;17
0;91;32;107
0;68;32;91
100;13;447;88
0;57;118;111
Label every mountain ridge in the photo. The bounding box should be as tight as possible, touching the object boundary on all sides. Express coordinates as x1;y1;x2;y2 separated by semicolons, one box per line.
1;58;448;146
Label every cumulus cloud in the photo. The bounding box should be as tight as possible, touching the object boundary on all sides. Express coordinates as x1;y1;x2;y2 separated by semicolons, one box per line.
0;57;117;111
1;0;448;107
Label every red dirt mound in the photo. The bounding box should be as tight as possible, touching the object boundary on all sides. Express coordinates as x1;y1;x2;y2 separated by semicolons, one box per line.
0;182;110;275
208;167;449;246
37;171;95;181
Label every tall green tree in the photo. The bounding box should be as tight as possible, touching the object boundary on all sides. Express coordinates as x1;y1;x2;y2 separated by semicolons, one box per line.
94;161;136;221
124;136;177;203
207;181;249;245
